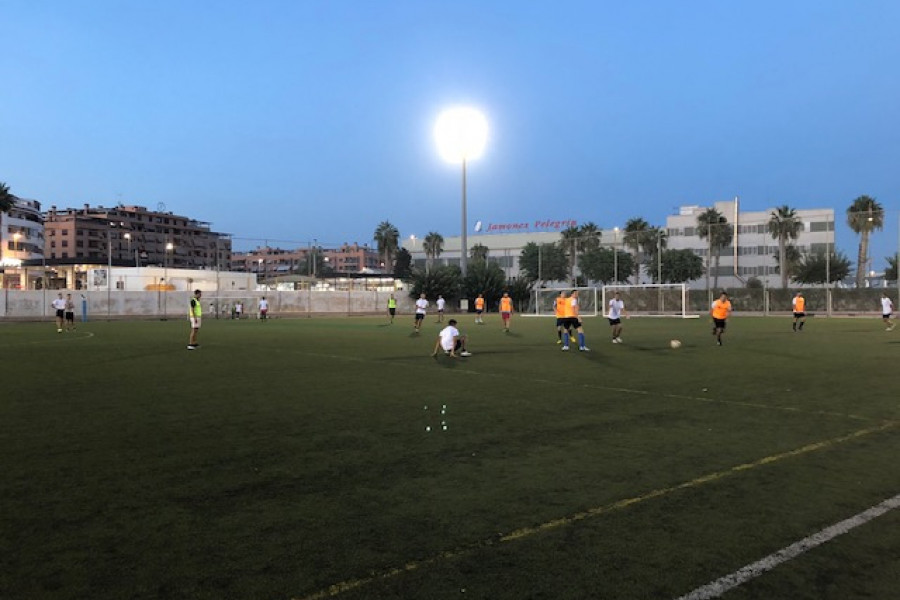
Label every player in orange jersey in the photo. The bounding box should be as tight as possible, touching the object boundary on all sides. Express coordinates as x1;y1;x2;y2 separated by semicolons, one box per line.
474;293;485;324
710;291;732;346
499;292;513;332
791;292;806;332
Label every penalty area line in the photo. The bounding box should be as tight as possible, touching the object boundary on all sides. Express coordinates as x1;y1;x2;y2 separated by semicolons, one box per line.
674;492;900;600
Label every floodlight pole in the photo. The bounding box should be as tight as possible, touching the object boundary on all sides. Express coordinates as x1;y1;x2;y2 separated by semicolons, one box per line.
460;157;468;277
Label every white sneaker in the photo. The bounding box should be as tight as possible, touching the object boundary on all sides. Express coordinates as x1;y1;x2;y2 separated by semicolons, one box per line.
561;346;569;351
460;351;472;357
616;337;623;343
579;346;590;352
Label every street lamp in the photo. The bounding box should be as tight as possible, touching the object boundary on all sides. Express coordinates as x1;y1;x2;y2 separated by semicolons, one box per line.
613;227;619;284
434;107;488;277
124;233;134;267
163;242;173;317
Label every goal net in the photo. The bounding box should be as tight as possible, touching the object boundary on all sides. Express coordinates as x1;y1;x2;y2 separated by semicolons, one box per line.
525;286;599;317
601;283;696;318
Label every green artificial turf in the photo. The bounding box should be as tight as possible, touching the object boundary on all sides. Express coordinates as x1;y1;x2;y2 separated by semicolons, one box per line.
1;313;897;599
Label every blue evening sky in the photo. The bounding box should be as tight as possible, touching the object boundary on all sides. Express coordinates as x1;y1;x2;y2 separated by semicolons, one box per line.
3;1;899;266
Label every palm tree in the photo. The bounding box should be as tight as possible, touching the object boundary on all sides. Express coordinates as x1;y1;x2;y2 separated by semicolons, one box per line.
696;208;732;292
579;222;602;251
559;223;602;284
373;221;400;273
0;182;16;214
559;225;581;284
470;243;489;264
846;195;884;287
423;231;444;272
767;205;803;289
623;218;652;284
644;226;667;282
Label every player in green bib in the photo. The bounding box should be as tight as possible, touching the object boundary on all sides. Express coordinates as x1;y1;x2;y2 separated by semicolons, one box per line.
188;289;202;349
387;294;397;324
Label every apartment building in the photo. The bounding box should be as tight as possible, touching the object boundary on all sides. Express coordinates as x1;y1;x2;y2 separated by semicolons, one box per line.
43;204;232;270
233;243;382;278
0;197;45;288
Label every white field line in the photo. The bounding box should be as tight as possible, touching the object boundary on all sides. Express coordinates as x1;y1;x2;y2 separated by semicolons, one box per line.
1;331;96;345
674;493;900;600
293;422;897;600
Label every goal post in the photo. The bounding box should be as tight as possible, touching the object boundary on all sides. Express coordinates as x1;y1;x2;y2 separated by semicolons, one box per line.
524;286;599;317
601;283;697;318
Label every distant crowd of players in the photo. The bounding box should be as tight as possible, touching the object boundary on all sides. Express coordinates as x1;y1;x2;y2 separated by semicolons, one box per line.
402;288;897;359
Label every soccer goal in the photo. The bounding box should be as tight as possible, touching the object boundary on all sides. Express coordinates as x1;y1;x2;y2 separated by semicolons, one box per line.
525;286;600;317
601;283;698;318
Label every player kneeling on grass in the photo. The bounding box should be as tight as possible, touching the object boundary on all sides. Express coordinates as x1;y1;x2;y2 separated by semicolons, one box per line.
432;319;472;358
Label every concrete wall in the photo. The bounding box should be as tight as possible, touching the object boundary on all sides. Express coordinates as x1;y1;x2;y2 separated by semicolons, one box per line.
0;290;417;319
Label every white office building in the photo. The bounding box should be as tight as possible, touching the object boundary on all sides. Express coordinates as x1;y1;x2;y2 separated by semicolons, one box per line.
664;199;835;289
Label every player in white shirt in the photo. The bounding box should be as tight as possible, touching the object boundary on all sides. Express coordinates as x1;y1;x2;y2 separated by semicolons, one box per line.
258;297;269;320
881;292;895;331
431;319;471;358
435;295;446;323
51;293;66;333
64;294;76;331
414;293;428;333
607;291;628;343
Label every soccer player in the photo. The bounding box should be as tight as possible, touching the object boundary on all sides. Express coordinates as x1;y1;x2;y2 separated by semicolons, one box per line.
499;292;513;332
414;293;428;333
562;290;590;352
554;291;569;344
474;293;485;324
710;291;732;346
387;294;397;324
436;294;446;323
188;289;202;349
64;293;76;331
51;293;66;333
431;318;472;358
234;301;243;320
792;291;806;332
258;296;269;320
881;292;895;331
608;291;627;343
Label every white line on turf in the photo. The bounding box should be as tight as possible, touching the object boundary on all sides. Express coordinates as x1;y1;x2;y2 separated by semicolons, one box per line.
293;422;897;600
674;493;900;600
3;331;96;346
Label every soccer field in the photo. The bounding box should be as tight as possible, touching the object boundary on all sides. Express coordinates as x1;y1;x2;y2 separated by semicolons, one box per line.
2;313;898;600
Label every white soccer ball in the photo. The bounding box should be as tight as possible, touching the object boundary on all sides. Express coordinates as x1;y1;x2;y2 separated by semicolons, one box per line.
670;339;682;349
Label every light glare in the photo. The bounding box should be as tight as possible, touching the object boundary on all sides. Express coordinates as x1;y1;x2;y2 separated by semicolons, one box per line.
434;107;489;164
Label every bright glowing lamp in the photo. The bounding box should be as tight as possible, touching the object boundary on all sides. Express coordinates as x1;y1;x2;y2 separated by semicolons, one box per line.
434;107;489;164
434;107;489;276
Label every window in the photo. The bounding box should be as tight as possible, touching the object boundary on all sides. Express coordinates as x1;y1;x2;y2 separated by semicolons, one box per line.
61;240;68;248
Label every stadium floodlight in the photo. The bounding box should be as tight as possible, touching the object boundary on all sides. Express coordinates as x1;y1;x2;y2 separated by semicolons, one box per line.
434;107;489;277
